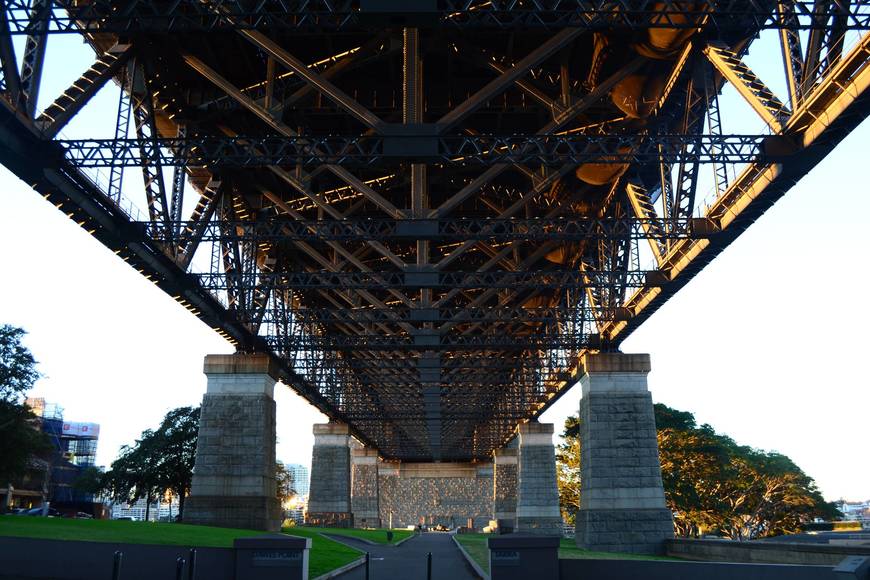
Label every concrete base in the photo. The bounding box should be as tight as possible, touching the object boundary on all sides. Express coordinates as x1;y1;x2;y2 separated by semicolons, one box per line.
574;353;674;554
185;354;281;532
575;508;675;554
515;423;562;535
185;495;282;532
307;423;352;527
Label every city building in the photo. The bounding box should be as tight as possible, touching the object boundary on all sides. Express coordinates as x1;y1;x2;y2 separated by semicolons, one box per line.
284;463;310;498
2;398;104;516
111;497;180;522
836;499;870;524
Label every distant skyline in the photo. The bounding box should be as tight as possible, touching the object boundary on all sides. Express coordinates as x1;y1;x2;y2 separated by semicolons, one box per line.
1;29;868;501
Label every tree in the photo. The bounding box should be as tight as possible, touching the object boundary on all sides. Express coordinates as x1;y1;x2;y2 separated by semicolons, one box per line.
0;325;50;505
556;403;836;539
0;325;40;403
103;430;164;521
103;406;200;519
153;406;199;517
0;400;52;497
556;416;581;524
276;461;297;505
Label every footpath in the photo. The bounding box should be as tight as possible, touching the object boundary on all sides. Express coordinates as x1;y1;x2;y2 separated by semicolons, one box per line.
328;532;480;580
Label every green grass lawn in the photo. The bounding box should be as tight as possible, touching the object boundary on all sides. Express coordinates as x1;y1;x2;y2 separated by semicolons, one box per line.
453;534;674;574
0;516;362;579
312;526;413;545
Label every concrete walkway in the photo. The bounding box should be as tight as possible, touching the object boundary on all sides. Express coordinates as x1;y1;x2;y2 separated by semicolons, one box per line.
328;532;480;580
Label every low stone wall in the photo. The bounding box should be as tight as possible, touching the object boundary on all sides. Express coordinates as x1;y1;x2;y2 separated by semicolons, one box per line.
0;536;234;580
558;558;840;580
666;538;870;566
378;462;493;529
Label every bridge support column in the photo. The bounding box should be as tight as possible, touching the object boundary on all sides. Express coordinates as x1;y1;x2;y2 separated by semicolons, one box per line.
351;447;380;528
516;422;562;535
306;422;352;527
184;354;281;531
492;448;518;532
574;353;674;554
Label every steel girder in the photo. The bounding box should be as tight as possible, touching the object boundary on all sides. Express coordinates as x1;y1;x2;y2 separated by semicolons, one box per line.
0;2;868;460
53;133;790;167
1;1;869;33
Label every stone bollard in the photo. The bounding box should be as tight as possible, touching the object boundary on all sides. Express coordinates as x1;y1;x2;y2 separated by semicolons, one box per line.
234;535;311;580
487;535;559;580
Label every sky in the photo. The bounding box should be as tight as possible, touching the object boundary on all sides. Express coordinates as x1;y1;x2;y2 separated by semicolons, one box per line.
0;27;868;501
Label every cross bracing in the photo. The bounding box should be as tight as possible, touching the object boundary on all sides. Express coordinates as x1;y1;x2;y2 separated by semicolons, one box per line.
0;1;868;461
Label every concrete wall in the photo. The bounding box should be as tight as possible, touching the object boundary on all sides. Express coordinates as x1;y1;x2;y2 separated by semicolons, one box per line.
378;462;493;529
666;538;870;566
558;558;842;580
0;536;234;580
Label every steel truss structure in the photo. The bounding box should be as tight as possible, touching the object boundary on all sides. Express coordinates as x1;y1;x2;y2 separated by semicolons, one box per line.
1;1;868;461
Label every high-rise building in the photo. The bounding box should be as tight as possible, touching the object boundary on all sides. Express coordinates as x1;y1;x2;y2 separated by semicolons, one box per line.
283;463;310;498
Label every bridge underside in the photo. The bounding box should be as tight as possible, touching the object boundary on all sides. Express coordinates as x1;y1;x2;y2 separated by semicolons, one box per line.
0;2;868;462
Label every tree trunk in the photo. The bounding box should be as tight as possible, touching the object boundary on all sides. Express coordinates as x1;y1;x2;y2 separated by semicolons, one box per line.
145;492;151;521
178;489;185;519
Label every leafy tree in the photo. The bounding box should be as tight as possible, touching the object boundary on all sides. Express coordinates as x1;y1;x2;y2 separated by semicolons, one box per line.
103;430;164;520
0;400;52;501
557;403;836;539
0;325;40;403
72;466;106;497
153;406;199;517
0;325;50;508
103;406;200;519
276;461;297;504
556;415;581;524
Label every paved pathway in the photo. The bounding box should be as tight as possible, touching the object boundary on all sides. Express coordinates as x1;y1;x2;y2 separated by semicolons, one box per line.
328;532;480;580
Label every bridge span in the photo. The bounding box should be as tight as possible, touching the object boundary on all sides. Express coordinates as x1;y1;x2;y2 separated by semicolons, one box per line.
1;1;868;553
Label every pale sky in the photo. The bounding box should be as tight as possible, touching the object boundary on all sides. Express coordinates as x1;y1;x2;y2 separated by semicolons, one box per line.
0;28;867;501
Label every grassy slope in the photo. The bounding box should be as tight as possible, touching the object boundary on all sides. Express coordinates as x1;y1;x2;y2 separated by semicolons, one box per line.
0;517;361;578
454;534;674;574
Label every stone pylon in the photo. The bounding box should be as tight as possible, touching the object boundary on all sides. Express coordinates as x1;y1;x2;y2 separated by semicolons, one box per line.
351;447;380;528
306;422;352;527
492;447;518;532
574;352;674;554
184;353;282;531
515;422;562;535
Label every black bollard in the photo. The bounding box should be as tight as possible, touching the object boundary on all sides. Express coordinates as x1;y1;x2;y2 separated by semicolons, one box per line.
427;552;432;580
187;548;197;580
111;551;123;580
365;552;370;580
175;557;186;580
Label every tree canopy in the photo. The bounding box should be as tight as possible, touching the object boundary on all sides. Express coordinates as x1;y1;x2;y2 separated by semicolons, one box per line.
0;325;40;403
0;325;50;493
557;403;839;539
103;406;200;518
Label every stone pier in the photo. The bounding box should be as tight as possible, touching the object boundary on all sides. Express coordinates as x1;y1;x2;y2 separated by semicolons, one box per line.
351;448;380;528
184;353;282;531
574;352;674;554
515;422;562;535
307;423;352;527
492;447;518;532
